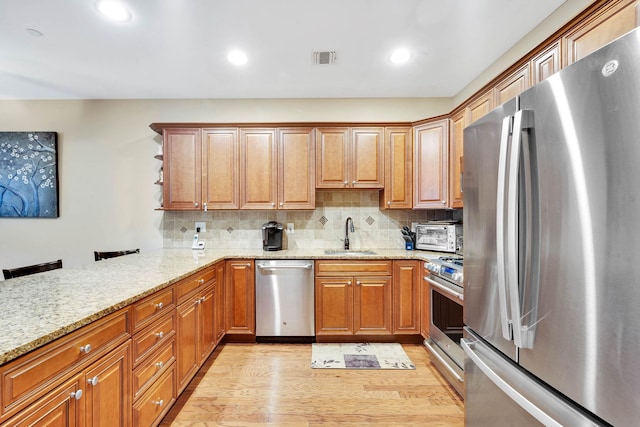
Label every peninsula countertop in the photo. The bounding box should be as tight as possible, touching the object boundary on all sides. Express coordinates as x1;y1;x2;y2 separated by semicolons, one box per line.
0;248;444;365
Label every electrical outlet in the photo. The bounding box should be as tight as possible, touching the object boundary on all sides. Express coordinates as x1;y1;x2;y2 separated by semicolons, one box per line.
287;223;295;234
195;222;206;232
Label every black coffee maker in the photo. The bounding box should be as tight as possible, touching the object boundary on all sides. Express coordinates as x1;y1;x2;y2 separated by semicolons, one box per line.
261;221;284;251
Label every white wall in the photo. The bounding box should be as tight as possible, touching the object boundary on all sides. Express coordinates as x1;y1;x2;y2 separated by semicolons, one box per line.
0;98;450;275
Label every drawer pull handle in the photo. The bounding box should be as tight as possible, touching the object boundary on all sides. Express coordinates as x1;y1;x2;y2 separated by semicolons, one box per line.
155;302;164;310
71;389;83;400
156;331;164;339
197;279;204;285
87;376;99;386
79;344;92;354
152;399;164;407
155;361;164;369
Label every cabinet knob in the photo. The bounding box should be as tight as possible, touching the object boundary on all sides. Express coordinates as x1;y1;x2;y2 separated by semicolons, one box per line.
71;389;83;400
79;344;92;354
279;202;283;207
347;281;352;285
155;361;164;369
387;201;391;206
356;281;361;286
155;302;164;310
156;331;164;339
271;202;275;207
197;279;204;285
152;399;164;407
352;181;356;185
344;181;348;185
87;376;99;386
442;200;446;204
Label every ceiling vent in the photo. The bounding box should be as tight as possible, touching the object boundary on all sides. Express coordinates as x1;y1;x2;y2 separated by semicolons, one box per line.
313;51;337;65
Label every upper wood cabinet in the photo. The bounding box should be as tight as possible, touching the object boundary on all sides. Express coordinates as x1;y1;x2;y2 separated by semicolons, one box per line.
203;128;239;209
563;0;638;66
494;64;530;107
449;110;467;209
413;119;449;209
239;128;277;209
468;89;494;124
316;127;384;189
531;41;561;85
163;128;202;210
277;128;316;209
380;127;412;209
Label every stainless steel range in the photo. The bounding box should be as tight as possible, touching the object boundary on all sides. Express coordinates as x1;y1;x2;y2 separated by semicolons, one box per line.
423;256;465;396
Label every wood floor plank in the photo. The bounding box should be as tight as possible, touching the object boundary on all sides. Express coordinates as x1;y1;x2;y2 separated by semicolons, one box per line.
159;343;464;426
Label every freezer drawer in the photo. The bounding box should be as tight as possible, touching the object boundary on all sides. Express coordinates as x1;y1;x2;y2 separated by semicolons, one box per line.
462;328;603;427
255;260;315;337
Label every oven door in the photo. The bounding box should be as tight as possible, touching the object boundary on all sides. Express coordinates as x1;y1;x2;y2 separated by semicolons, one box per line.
424;273;465;396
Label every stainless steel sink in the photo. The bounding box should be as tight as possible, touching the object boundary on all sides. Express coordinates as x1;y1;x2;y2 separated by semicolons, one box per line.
324;249;377;255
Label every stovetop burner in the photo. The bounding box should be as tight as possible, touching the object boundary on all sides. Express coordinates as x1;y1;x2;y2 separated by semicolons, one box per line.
438;256;463;267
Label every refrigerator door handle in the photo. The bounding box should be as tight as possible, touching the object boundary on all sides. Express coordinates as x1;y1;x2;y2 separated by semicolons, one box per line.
496;115;514;341
507;109;534;349
462;338;561;427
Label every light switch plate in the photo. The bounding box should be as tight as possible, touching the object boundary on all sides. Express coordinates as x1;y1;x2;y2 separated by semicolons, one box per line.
195;221;206;232
287;223;295;234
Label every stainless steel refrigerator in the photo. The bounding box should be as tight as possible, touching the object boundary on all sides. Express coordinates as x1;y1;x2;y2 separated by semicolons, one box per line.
462;27;640;427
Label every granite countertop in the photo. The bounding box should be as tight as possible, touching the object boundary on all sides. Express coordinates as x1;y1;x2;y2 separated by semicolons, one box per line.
0;248;443;366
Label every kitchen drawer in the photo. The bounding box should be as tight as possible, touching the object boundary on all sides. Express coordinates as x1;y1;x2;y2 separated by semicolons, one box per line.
131;286;175;333
132;312;176;366
132;363;176;427
132;337;175;401
175;267;216;304
0;309;130;417
315;260;392;276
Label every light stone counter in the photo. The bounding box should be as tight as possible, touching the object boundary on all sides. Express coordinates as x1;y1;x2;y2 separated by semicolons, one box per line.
0;248;445;366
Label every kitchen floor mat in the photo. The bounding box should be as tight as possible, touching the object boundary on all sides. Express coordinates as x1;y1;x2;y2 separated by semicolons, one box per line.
311;342;415;369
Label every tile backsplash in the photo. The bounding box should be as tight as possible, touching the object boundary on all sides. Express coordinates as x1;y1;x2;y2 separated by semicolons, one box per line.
162;190;462;250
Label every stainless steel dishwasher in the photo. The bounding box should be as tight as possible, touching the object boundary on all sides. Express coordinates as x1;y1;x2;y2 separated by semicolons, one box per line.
255;260;315;341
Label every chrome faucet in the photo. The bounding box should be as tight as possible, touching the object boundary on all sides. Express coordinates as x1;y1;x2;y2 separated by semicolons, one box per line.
344;217;355;250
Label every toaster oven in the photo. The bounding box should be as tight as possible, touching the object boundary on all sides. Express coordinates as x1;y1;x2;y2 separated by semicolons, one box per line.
414;223;462;253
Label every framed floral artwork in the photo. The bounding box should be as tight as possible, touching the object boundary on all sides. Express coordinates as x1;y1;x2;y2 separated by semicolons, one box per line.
0;132;59;218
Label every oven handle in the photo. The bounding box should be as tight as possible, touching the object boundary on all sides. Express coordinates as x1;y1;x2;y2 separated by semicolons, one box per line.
424;340;464;383
424;276;464;301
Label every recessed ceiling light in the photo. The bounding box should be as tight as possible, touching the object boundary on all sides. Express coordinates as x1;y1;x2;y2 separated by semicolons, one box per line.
228;50;248;66
96;0;132;22
390;48;412;65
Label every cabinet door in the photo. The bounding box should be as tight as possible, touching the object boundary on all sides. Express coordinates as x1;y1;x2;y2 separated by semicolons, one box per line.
1;375;83;427
198;285;216;363
176;298;198;394
315;277;354;335
203;128;239;210
531;41;560;85
564;0;637;66
278;128;315;209
393;261;420;334
494;63;530;107
380;127;412;209
84;342;131;427
353;276;392;335
315;127;349;188
163;128;202;210
225;260;255;335
413;119;449;209
351;127;384;188
468;89;493;124
214;262;226;344
449;110;467;209
240;129;277;209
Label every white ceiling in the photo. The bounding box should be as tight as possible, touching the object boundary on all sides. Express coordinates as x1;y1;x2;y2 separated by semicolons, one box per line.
0;0;567;100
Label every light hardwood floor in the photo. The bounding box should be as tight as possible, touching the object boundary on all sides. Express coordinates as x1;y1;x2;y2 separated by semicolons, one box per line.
160;343;464;426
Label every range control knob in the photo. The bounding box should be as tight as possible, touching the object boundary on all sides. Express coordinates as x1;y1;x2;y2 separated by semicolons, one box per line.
452;272;464;284
425;262;440;275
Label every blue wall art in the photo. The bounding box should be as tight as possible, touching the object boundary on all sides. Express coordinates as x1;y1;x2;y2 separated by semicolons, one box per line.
0;132;59;218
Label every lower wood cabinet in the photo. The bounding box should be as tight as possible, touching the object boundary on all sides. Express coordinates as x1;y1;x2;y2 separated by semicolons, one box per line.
393;260;421;334
2;341;132;427
213;261;226;344
420;262;430;339
132;364;176;427
225;260;255;335
315;260;393;337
